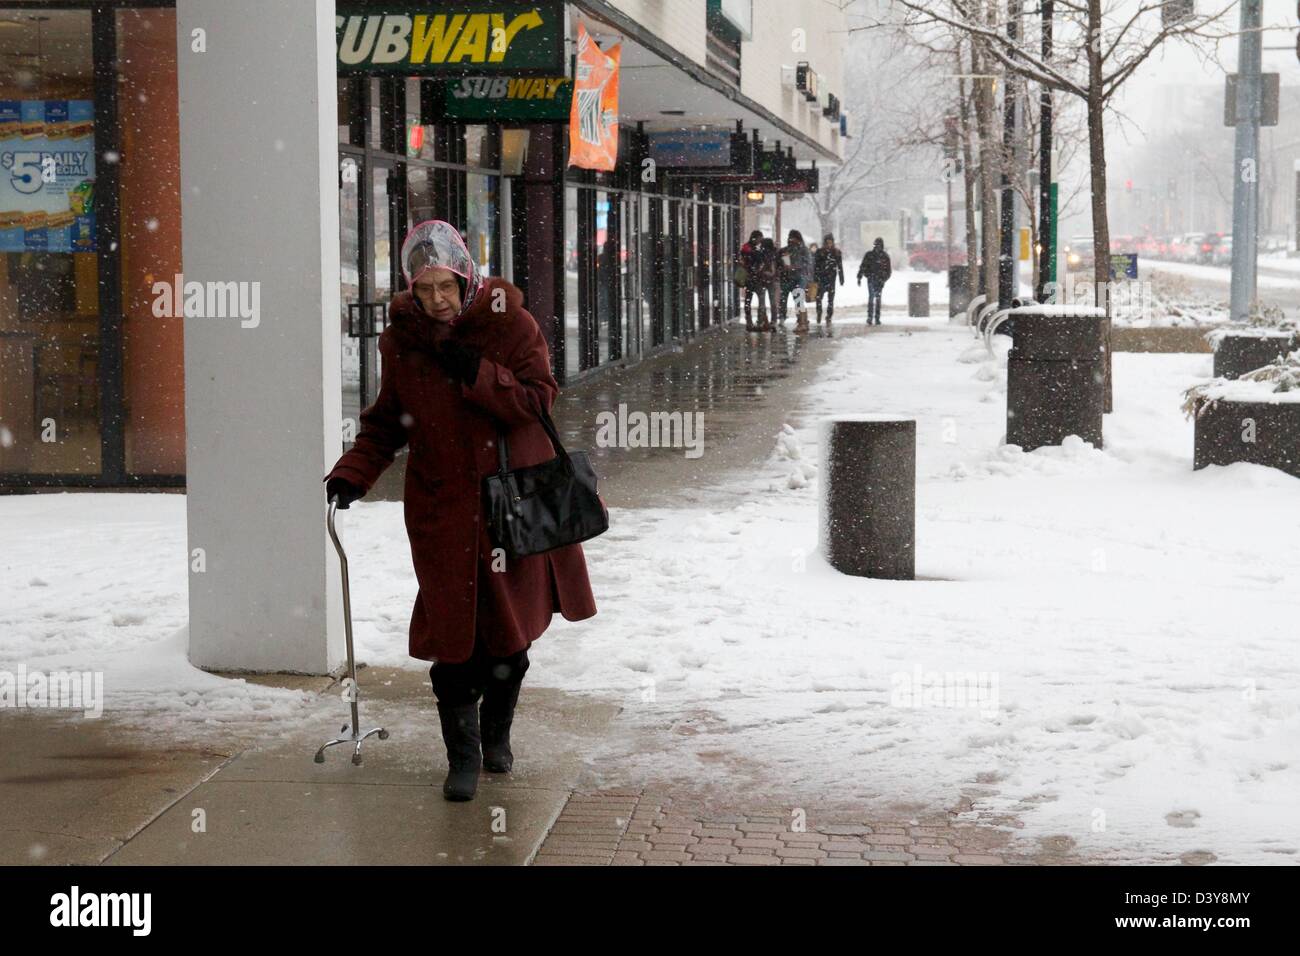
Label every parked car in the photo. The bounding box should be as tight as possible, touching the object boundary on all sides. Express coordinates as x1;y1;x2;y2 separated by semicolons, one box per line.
905;240;967;272
1258;233;1287;255
1195;232;1226;265
1211;234;1233;267
1177;232;1205;263
1165;234;1191;261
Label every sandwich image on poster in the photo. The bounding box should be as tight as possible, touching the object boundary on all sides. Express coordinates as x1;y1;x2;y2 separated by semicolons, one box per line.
0;99;96;252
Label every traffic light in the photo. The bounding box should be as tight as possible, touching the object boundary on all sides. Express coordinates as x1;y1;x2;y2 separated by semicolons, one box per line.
1125;179;1133;192
943;115;959;159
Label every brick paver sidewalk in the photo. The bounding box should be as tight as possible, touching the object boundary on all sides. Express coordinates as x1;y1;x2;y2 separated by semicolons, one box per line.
532;789;1084;866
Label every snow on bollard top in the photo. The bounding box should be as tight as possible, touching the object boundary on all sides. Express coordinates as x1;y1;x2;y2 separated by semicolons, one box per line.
1003;303;1107;318
822;413;916;422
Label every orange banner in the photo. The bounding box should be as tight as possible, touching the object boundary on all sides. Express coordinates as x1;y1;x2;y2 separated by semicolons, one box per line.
567;24;620;171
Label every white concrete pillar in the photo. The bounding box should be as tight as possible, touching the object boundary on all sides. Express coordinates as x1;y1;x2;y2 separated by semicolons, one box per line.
178;0;343;673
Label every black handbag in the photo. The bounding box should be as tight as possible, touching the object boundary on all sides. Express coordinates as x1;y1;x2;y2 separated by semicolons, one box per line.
483;408;609;558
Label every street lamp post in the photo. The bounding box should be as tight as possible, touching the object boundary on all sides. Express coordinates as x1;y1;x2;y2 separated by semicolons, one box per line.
1229;0;1263;321
1037;0;1054;302
998;0;1022;308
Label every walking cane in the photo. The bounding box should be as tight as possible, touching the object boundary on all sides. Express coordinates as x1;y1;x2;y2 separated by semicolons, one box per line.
314;498;388;765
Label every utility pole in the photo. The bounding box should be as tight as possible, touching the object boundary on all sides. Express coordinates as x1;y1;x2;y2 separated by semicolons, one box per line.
1229;0;1262;321
1037;0;1054;302
998;0;1022;307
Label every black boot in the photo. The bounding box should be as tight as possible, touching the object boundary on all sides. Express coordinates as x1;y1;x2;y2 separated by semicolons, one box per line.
480;657;527;773
436;701;482;801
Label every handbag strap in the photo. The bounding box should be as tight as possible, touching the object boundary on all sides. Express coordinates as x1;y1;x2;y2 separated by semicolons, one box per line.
496;406;572;477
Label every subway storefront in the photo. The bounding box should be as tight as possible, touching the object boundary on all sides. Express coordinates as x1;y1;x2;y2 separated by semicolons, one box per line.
336;0;744;412
0;0;744;490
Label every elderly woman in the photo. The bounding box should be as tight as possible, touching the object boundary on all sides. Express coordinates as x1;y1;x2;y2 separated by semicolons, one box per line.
324;220;597;801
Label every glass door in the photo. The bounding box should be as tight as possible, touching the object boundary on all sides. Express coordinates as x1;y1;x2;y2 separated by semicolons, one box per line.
340;153;398;432
339;152;362;430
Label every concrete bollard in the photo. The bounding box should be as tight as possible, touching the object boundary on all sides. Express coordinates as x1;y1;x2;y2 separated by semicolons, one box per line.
819;416;915;580
908;282;930;318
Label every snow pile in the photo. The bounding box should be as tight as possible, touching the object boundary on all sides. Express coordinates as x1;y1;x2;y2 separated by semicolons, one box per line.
4;331;1299;864
0;494;324;740
773;423;816;489
949;434;1112;480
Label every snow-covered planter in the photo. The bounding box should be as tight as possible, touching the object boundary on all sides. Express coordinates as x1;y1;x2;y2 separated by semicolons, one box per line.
1205;306;1300;379
1006;311;1106;451
1185;351;1300;477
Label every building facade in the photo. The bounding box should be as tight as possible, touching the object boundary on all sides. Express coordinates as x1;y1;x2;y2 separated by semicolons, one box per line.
0;0;845;492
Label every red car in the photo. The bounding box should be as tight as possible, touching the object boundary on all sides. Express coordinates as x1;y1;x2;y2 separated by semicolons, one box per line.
906;241;967;272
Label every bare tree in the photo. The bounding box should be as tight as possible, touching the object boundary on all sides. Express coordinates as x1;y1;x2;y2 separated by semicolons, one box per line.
886;0;1234;408
808;20;936;251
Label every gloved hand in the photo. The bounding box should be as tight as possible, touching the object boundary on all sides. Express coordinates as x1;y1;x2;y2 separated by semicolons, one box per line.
856;276;862;286
434;340;482;386
326;477;364;509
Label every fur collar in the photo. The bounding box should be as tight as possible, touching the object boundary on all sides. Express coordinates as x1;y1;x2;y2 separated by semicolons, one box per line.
387;277;523;353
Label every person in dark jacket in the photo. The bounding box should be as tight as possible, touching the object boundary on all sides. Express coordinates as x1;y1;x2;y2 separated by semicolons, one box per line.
857;237;892;326
738;229;771;330
813;232;845;327
324;220;597;803
779;229;813;330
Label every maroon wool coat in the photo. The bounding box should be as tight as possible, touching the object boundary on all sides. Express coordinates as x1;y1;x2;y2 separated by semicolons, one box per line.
324;277;597;664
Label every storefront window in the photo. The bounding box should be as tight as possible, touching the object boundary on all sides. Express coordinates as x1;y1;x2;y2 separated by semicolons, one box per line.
563;185;579;380
0;9;98;476
464;124;493;169
639;192;655;348
407;163;435;223
403;77;436;161
338;78;362;147
367;77;382;151
625;193;645;361
119;5;183;475
595;190;616;365
465;171;497;278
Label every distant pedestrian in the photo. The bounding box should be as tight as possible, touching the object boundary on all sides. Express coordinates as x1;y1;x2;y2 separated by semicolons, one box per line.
813;233;845;327
857;237;892;326
738;229;772;330
779;229;813;331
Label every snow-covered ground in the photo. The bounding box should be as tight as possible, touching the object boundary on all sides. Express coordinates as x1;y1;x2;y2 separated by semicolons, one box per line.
1147;258;1300;295
537;334;1300;864
4;328;1298;863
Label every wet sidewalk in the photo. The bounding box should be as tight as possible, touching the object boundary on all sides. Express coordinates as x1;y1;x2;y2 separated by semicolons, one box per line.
368;314;878;509
4;312;914;867
533;790;1086;866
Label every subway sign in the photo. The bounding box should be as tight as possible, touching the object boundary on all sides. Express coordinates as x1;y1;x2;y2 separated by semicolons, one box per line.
443;76;571;121
336;2;564;75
